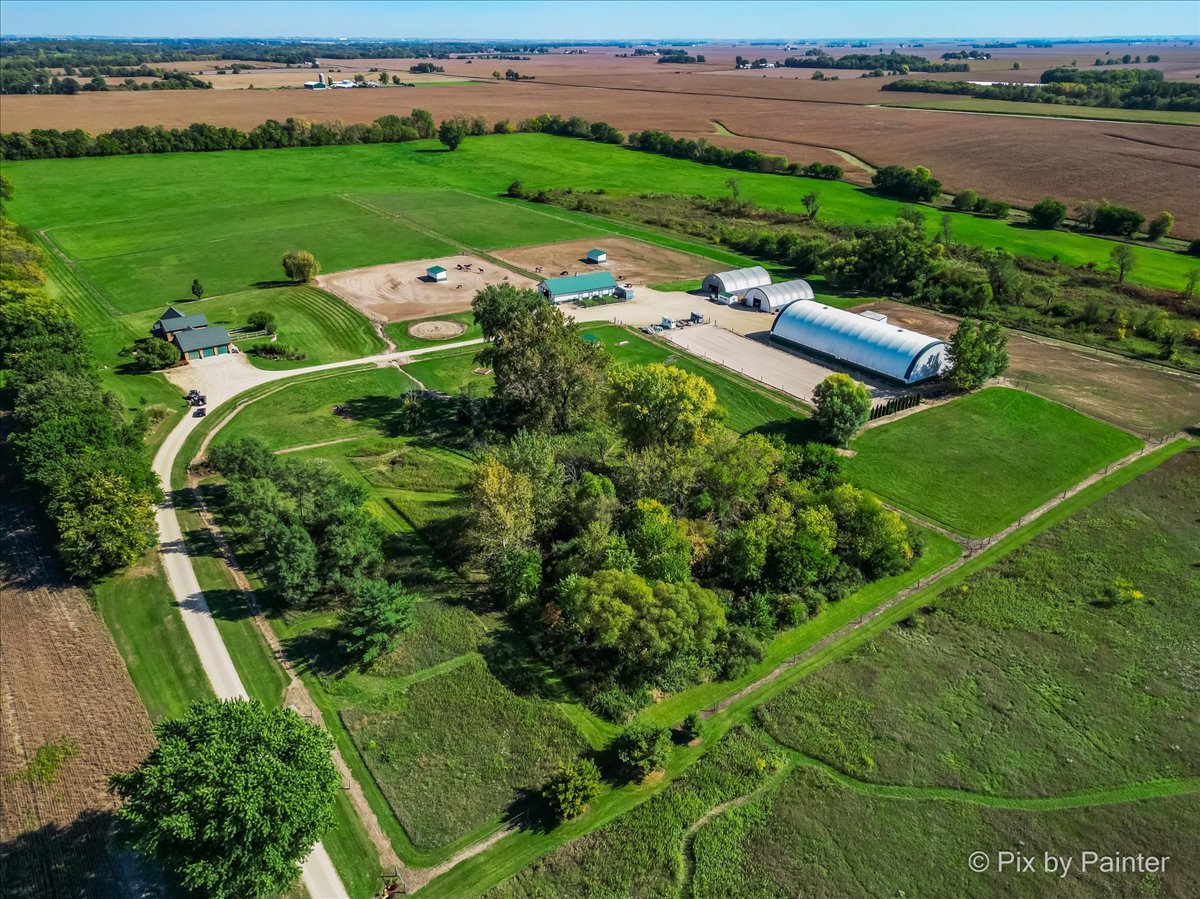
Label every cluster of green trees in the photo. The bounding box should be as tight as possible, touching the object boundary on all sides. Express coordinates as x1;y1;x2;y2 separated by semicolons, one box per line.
884;68;1200;112
514;112;624;145
461;285;918;721
657;51;706;64
627;129;843;179
110;699;340;899
951;189;1010;219
870;164;942;202
205;437;417;665
0;109;439;160
0;200;159;579
409;62;444;74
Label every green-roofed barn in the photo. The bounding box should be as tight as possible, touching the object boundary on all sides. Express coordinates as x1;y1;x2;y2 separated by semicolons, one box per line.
538;271;619;304
175;325;232;362
152;305;209;338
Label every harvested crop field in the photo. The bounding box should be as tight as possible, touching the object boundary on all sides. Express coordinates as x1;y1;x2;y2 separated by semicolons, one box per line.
493;236;712;286
6;51;1200;234
856;301;1200;437
316;255;535;322
0;499;160;898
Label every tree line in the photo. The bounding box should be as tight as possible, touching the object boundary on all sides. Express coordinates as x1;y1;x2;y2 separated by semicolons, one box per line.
0;183;159;580
883;68;1200;112
780;51;970;73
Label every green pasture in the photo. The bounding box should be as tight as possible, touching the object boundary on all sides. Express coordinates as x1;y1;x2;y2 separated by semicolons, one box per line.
5;134;1195;307
357;189;604;249
847;387;1143;537
211;366;415;451
763;448;1200;798
882;95;1200;127
692;765;1199;899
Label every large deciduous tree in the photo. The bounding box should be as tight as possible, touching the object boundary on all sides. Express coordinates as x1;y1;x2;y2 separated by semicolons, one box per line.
437;116;469;151
110;699;340;899
478;301;609;433
608;362;722;450
281;249;320;282
121;336;180;371
812;373;872;446
946;318;1009;390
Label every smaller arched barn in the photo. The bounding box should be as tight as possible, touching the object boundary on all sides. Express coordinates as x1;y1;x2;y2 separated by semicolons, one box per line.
743;278;813;313
702;266;770;300
771;301;950;384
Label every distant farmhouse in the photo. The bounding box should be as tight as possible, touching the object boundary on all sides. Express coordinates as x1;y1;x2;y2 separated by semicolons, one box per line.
152;306;231;362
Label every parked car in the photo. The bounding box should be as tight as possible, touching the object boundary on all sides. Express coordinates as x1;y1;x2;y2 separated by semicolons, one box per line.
193;408;207;417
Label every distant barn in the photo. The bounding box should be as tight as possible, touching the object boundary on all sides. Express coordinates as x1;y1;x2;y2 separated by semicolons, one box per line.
771;301;949;384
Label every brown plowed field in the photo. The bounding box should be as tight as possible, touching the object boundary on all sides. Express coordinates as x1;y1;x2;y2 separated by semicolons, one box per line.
4;42;1199;233
855;300;1200;436
0;498;159;899
492;237;713;287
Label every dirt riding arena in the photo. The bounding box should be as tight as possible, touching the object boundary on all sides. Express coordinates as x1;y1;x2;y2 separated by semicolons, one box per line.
316;254;535;322
0;499;159;897
493;237;713;287
857;300;1200;436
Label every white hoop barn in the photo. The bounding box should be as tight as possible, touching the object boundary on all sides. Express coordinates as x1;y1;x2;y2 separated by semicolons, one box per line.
770;301;950;384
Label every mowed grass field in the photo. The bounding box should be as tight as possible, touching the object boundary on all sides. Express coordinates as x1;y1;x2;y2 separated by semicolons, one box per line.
847;388;1142;537
5;134;1196;307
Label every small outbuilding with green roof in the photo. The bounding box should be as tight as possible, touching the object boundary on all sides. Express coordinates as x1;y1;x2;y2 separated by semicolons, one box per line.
585;248;608;264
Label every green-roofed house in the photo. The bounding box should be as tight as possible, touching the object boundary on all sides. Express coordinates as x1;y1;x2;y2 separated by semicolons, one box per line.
538;271;619;304
175;325;232;362
585;248;607;264
152;305;209;339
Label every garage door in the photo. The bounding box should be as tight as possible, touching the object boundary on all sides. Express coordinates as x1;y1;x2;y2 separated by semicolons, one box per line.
217;345;229;355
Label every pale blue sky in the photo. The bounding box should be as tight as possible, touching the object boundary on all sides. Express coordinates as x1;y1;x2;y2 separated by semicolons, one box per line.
3;1;1197;40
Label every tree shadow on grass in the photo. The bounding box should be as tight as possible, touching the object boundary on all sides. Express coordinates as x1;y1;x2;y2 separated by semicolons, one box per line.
251;279;299;290
503;785;560;835
750;416;819;445
0;809;163;899
479;627;579;703
286;627;351;679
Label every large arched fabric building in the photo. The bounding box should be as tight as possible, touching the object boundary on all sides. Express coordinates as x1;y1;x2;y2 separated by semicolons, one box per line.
770;301;950;384
743;279;814;313
702;266;771;298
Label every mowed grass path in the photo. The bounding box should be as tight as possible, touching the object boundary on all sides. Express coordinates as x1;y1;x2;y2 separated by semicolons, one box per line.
847;388;1142;537
882;95;1200;127
6;134;1195;300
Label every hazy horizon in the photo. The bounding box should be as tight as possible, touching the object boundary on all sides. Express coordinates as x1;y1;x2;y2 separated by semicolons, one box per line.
3;0;1197;41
